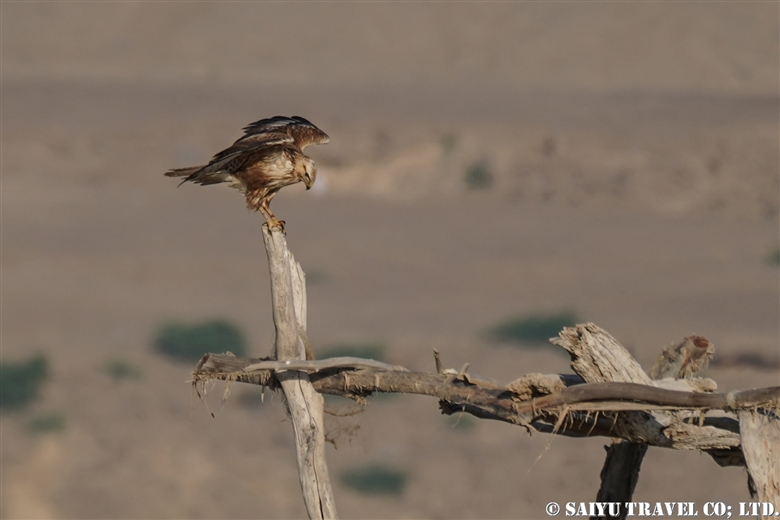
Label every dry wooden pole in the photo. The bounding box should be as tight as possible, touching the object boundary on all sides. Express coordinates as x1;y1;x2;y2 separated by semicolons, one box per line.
594;442;647;509
261;225;337;519
738;410;780;517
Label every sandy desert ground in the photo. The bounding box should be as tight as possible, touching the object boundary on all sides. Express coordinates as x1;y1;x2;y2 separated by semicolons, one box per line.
2;3;779;519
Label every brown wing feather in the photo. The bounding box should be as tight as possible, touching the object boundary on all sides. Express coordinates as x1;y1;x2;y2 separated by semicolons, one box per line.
186;133;290;182
288;122;330;151
213;132;292;163
240;116;329;151
164;146;280;187
240;116;302;136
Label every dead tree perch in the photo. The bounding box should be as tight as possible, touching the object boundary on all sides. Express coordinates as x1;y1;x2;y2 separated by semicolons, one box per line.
194;323;780;515
261;226;337;519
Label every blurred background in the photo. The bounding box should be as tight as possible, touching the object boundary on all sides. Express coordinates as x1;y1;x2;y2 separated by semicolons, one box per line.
2;3;778;519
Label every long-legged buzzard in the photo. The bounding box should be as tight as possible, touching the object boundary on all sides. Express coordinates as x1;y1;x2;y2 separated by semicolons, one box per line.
165;116;329;232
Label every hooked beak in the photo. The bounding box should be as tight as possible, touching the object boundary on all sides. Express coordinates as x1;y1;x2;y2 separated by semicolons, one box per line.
304;177;314;190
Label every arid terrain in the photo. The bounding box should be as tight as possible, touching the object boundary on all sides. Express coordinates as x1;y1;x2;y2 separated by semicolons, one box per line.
2;3;779;519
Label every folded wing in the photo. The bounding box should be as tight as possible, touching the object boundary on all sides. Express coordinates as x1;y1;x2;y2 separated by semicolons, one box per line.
239;115;329;151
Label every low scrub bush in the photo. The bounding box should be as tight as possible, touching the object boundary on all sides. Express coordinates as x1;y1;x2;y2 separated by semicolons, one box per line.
767;247;780;266
28;412;67;433
441;133;458;155
154;320;247;362
104;359;143;380
464;160;493;190
340;464;408;496
0;354;49;411
487;311;578;346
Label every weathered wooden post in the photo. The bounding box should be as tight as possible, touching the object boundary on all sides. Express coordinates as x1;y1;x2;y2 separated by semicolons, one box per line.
261;225;337;519
738;410;780;518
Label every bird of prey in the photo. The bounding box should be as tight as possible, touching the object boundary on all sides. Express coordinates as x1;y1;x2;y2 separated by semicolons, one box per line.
165;116;329;232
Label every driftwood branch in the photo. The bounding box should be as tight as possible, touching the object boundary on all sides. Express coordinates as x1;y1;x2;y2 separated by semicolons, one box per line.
192;323;779;511
196;357;776;422
261;226;337;520
194;325;779;449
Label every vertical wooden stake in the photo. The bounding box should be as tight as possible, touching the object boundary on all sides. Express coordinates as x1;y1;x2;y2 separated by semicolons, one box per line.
739;410;780;517
262;226;338;519
593;441;648;519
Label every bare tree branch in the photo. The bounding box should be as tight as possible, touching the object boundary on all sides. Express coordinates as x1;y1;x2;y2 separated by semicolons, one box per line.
191;323;780;511
193;352;779;450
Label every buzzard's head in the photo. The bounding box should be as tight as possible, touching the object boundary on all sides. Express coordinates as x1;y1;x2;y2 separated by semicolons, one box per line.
301;160;317;190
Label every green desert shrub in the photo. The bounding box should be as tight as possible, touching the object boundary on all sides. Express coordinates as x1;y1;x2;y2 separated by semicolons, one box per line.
487;311;578;346
464;160;493;190
318;343;386;362
154;320;247;362
767;247;780;266
441;133;458;155
28;412;67;433
104;359;143;380
0;354;49;411
340;465;408;496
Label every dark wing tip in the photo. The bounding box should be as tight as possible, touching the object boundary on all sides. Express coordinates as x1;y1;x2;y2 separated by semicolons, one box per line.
290;115;315;126
241;116;299;136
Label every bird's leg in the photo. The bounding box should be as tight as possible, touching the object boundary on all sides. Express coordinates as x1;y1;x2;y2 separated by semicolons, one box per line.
258;203;286;235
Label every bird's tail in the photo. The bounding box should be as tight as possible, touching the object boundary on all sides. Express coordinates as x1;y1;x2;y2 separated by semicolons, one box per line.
165;165;235;188
164;166;203;178
165;165;209;187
